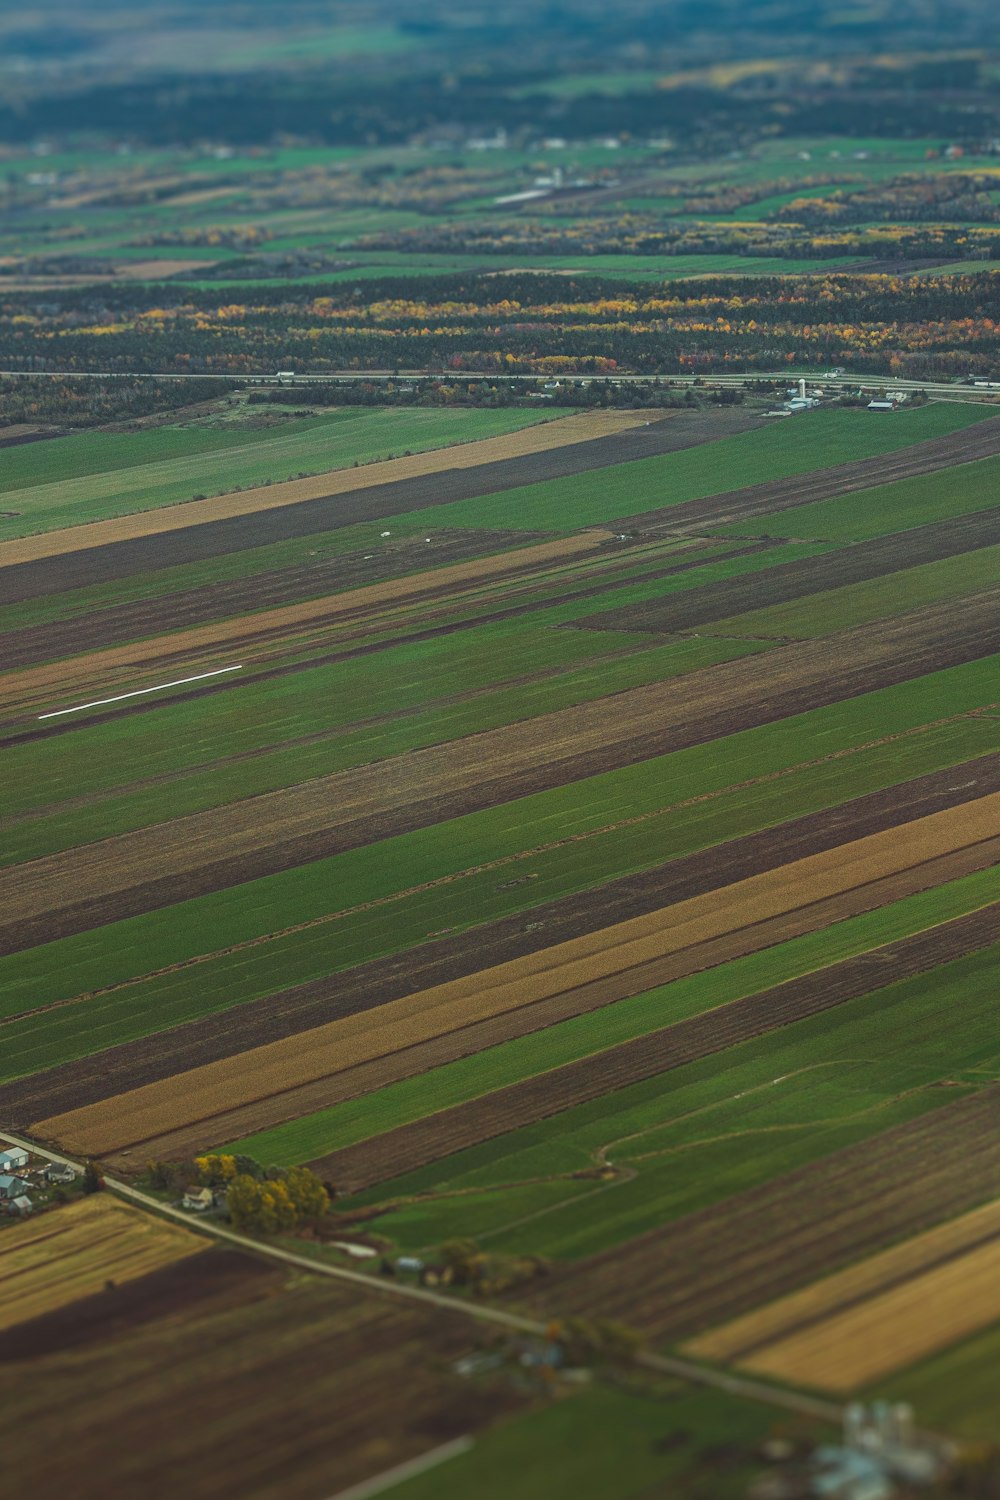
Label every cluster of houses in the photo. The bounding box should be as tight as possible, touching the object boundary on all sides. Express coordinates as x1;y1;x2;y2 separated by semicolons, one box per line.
0;1145;77;1218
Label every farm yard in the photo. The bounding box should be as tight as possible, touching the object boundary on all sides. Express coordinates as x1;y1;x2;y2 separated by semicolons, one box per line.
4;387;1000;1478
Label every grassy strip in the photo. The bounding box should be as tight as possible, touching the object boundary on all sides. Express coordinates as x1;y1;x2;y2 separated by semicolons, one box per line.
705;541;1000;640
348;945;1000;1260
4;638;767;865
724;450;1000;544
325;405;993;537
229;866;1000;1166
2;698;999;1078
0;407;552;538
877;1321;1000;1444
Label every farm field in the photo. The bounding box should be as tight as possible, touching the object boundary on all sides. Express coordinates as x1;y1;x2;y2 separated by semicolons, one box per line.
0;1194;202;1330
0;406;558;539
0;1230;530;1500
5;394;1000;1455
686;1196;1000;1390
11;6;1000;1489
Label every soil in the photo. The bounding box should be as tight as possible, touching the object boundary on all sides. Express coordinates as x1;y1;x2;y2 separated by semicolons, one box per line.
4;585;999;955
33;790;1000;1159
8;749;1000;1132
523;1086;1000;1341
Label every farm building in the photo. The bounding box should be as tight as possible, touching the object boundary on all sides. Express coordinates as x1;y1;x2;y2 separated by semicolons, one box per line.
182;1187;214;1212
0;1147;29;1174
0;1175;29;1201
867;399;895;412
44;1162;77;1185
9;1196;33;1217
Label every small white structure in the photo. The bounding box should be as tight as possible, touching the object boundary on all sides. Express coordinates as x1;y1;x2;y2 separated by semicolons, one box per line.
44;1162;77;1185
182;1187;214;1212
0;1175;29;1201
867;399;895;412
0;1147;28;1174
9;1196;32;1217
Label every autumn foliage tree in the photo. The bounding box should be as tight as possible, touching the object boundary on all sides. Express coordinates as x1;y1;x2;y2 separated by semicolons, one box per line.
226;1166;329;1234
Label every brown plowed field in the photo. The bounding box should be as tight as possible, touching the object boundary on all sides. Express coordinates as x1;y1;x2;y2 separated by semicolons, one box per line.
3;408;756;603
8;750;1000;1130
307;889;1000;1194
692;1188;1000;1374
0;1263;525;1500
525;1086;1000;1341
122;851;1000;1168
0;1249;277;1362
33;792;1000;1159
586;504;1000;637
5;587;1000;955
616;411;1000;535
2;529;614;707
0;409;647;567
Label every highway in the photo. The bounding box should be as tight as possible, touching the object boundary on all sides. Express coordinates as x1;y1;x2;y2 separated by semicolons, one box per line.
0;367;995;400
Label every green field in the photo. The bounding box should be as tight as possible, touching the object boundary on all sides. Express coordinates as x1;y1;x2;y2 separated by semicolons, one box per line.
876;1320;1000;1442
338;943;1000;1261
4;660;999;1080
348;404;993;537
229;866;1000;1169
0;407;553;538
725;447;1000;544
706;540;1000;640
394;1382;793;1500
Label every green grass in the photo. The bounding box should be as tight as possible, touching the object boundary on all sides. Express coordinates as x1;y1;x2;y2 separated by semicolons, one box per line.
0;407;553;538
876;1320;1000;1442
725;448;1000;544
227;864;1000;1167
344;945;1000;1261
340;404;992;537
3;662;999;1079
706;539;1000;639
393;1382;790;1500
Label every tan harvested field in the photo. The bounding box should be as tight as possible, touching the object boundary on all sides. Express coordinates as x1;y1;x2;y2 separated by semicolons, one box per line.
5;587;1000;953
34;792;1000;1159
1;528;613;707
0;1194;201;1332
704;1200;1000;1391
121;854;1000;1168
689;1195;1000;1365
0;408;647;566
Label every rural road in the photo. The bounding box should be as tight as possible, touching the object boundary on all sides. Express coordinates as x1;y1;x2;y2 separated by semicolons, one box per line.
0;1125;846;1428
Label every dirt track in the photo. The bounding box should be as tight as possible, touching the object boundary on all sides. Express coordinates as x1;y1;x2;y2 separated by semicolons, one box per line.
305;884;1000;1194
10;753;999;1132
2;408;755;601
523;1085;1000;1341
119;845;1000;1167
33;791;1000;1159
5;586;1000;955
